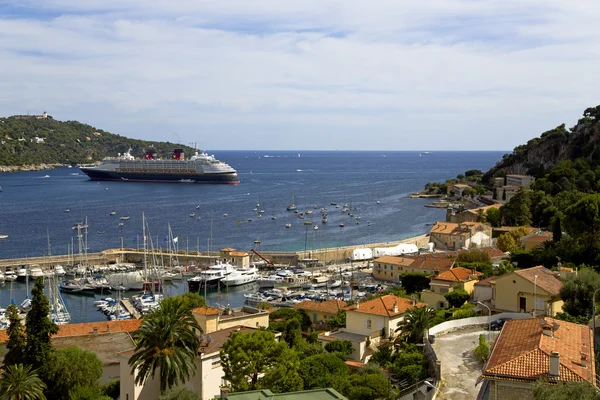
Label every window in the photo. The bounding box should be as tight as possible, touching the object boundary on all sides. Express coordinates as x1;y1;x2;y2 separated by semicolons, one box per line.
126;396;129;400
212;357;221;368
391;272;394;277
440;288;449;294
384;265;388;270
365;319;372;329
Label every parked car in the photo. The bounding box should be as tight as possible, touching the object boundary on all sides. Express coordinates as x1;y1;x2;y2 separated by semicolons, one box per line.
489;317;512;331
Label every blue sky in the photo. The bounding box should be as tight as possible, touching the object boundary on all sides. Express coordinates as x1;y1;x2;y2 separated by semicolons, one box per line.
1;0;599;150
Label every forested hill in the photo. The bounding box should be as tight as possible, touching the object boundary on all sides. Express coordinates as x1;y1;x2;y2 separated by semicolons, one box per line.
0;114;196;166
483;105;600;182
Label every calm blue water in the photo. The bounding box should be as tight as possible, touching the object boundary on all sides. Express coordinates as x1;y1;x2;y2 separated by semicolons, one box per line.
0;150;504;322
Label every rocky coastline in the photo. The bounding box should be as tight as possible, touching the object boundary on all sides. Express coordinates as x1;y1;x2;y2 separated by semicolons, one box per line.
0;163;65;173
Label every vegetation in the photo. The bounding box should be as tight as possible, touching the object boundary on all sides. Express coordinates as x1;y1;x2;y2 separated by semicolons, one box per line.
324;340;353;357
398;272;430;294
559;267;600;320
443;288;470;308
3;304;26;368
45;346;103;400
129;296;202;393
532;380;600;400
496;227;530;252
396;306;436;343
327;310;347;329
157;386;202;400
0;116;196;166
456;249;491;264
473;334;489;364
0;364;47;400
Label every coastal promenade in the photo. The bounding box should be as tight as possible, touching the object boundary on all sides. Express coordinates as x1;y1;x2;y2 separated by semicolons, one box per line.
0;234;430;270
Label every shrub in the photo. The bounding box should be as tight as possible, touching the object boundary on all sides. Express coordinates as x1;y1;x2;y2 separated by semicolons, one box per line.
474;334;489;364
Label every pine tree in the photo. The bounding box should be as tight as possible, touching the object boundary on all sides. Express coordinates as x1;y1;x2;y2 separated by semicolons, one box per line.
23;277;58;374
3;304;26;367
552;215;562;242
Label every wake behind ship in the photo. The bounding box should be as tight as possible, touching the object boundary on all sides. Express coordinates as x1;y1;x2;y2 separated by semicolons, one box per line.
80;148;240;184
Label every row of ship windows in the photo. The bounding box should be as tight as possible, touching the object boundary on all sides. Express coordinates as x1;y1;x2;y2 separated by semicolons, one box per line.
118;169;199;173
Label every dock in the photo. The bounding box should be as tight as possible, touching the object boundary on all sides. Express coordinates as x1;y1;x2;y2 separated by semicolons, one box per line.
121;298;141;319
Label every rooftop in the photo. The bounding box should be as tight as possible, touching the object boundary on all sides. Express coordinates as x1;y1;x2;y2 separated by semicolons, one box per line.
199;325;263;356
434;267;482;282
465;204;502;216
483;318;594;384
319;330;368;343
513;266;562;296
226;388;347;400
292;300;347;314
474;276;497;287
192;306;221;316
430;221;483;235
218;306;269;321
520;231;554;243
345;294;425;317
229;251;249;257
52;332;135;366
453;184;471;188
373;255;414;266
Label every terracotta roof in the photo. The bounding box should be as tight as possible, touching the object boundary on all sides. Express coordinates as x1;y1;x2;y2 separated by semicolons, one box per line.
520;231;553;243
474;276;497;286
373;256;414;266
292;300;347;314
404;253;457;272
493;226;537;234
229;251;249;257
430;221;483;235
453;184;471;188
434;267;482;282
199;325;263;356
514;266;562;296
0;319;142;344
483;318;594;384
478;247;506;258
220;247;236;252
345;295;426;317
465;204;502;216
193;306;221;316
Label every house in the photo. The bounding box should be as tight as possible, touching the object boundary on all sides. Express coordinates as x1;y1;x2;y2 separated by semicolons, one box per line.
452;183;471;198
491;266;563;316
225;388;347;399
429;222;492;251
473;276;497;303
498;185;520;203
0;319;142;385
458;247;507;264
121;325;278;400
506;174;535;188
318;295;426;362
192;305;270;334
292;300;347;330
421;267;483;309
492;177;505;188
446;204;501;224
372;252;458;282
479;318;595;399
520;231;553;251
219;248;250;268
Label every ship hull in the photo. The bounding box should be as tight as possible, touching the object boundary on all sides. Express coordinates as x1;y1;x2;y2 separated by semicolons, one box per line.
80;168;240;184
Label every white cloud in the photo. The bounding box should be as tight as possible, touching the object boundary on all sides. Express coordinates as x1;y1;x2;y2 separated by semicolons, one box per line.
0;0;599;150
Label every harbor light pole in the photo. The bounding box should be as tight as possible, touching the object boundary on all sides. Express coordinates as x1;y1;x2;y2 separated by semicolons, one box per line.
478;301;492;343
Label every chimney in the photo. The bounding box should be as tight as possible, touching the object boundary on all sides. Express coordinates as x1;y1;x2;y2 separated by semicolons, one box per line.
106;324;110;333
392;300;398;313
549;351;560;378
354;300;360;310
92;327;98;335
541;320;553;337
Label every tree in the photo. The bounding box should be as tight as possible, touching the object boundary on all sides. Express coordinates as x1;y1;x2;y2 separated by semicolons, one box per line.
533;380;600;400
68;386;112;400
260;348;304;393
497;233;518;252
564;194;600;240
500;188;532;226
178;292;206;309
23;278;58;374
391;350;428;385
157;386;201;400
324;340;353;357
473;334;489;364
395;306;435;343
101;381;119;400
326;310;346;330
0;364;47;400
220;330;286;392
45;346;103;400
129;296;202;393
299;353;349;392
346;371;389;400
486;207;501;227
398;273;430;294
444;288;470;308
552;214;563;242
456;249;491;264
3;305;26;368
560;267;600;318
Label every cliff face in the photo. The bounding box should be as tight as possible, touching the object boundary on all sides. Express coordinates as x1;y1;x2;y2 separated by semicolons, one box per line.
0;115;196;166
483;106;600;181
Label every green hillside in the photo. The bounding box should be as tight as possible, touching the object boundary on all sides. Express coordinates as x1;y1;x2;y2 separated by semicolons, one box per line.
0;114;195;166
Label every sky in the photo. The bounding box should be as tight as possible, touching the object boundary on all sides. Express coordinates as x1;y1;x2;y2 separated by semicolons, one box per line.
0;1;599;151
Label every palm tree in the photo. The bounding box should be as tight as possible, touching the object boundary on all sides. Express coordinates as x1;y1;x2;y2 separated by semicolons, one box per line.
396;306;436;343
129;296;202;393
0;364;47;400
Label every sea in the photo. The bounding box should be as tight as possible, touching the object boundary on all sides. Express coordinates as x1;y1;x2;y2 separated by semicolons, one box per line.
0;150;504;322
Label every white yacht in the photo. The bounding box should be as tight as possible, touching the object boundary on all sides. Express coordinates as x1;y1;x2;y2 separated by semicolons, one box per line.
107;271;145;291
16;268;28;283
220;267;259;287
4;270;16;281
54;265;66;277
187;263;236;291
30;268;44;279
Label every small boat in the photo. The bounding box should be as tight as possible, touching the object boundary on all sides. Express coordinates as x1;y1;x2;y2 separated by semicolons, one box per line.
287;193;297;211
0;234;7;240
64;209;70;213
271;216;277;220
189;212;195;217
306;210;313;215
109;211;116;216
97;231;106;235
42;175;50;178
223;213;228;217
179;179;194;183
118;222;124;226
303;221;312;225
313;225;319;230
376;200;381;204
248;218;252;222
285;224;291;228
322;217;327;224
120;216;130;220
196;205;200;209
339;223;345;227
330;202;337;206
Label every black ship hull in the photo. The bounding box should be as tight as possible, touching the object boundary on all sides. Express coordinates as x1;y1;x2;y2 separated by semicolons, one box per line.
80;168;240;184
187;279;222;292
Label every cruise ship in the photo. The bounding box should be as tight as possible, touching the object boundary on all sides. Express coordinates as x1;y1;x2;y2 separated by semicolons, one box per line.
80;148;240;184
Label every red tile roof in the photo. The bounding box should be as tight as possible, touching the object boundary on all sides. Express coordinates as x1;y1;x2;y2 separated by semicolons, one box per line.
199;325;264;356
483;318;595;384
474;276;497;286
0;319;143;344
430;221;483;235
192;306;221;316
514;266;562;296
345;295;426;317
434;267;482;282
292;300;347;314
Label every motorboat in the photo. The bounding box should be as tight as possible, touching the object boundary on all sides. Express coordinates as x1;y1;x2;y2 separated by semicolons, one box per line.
59;280;95;295
187;263;236;292
120;216;130;220
285;224;291;228
221;267;259;287
107;271;144;291
4;270;16;281
109;211;116;216
16;268;28;283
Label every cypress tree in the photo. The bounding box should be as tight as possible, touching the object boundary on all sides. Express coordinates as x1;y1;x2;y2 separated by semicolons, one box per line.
553;215;562;242
23;277;58;373
3;304;26;367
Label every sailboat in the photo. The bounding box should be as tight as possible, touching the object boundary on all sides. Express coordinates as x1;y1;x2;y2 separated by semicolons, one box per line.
286;193;297;211
0;223;7;240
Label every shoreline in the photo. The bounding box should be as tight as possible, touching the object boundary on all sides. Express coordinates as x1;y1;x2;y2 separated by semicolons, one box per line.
0;163;98;173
